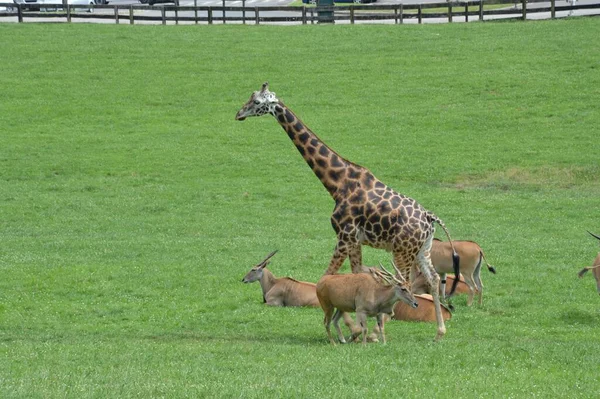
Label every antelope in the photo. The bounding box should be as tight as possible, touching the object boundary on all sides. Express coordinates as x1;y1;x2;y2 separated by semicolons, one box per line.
241;251;320;307
422;238;496;306
241;251;366;338
316;263;418;345
412;273;471;297
391;294;452;322
578;231;600;294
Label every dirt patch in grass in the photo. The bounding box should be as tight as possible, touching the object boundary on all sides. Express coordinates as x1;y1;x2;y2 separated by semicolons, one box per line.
452;166;600;191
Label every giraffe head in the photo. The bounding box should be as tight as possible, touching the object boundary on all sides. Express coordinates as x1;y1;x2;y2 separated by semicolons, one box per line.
235;82;280;121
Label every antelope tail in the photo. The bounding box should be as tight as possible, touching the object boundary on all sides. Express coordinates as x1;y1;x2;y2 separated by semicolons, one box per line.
480;249;497;274
579;264;600;278
587;231;600;241
433;216;460;297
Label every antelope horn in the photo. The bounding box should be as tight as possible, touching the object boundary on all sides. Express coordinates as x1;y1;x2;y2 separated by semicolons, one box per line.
378;262;396;280
257;250;278;267
391;260;403;278
374;264;393;285
391;261;408;284
587;231;600;241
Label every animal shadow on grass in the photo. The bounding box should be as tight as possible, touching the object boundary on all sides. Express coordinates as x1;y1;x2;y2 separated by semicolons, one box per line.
145;330;325;346
560;309;600;326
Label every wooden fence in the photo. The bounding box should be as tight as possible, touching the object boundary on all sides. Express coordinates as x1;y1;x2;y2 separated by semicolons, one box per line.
1;0;599;25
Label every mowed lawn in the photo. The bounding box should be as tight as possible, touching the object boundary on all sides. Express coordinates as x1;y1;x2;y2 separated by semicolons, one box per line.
1;18;599;397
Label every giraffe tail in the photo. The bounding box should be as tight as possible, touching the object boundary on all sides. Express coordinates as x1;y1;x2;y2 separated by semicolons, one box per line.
433;216;460;297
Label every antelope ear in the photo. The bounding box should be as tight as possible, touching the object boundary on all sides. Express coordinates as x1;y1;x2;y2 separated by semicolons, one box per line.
261;82;269;92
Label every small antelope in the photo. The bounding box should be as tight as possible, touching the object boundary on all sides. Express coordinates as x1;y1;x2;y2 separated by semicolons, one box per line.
426;238;496;306
316;263;418;345
578;231;600;294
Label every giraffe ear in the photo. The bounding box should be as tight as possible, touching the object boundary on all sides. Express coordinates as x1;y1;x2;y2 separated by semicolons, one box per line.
261;82;269;93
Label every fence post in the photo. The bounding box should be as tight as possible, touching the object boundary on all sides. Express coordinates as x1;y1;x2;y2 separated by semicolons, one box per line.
479;0;483;20
521;0;526;20
394;4;398;24
350;5;354;24
242;0;246;24
255;6;259;24
161;6;166;24
448;2;452;22
66;4;71;23
208;7;212;24
302;6;306;24
114;5;119;24
399;3;403;23
175;5;179;24
222;0;226;24
464;2;468;22
550;0;555;18
418;4;422;23
194;0;198;23
17;3;23;22
129;4;134;24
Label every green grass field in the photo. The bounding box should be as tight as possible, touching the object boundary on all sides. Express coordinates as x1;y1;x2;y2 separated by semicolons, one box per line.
1;18;600;397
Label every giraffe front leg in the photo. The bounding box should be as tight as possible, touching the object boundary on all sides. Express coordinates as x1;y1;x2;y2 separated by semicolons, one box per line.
324;240;349;275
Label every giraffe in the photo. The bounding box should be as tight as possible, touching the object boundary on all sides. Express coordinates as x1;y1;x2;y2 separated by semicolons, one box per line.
235;82;460;340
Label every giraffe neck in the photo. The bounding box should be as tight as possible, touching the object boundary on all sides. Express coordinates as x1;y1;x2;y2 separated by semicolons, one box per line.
271;101;350;200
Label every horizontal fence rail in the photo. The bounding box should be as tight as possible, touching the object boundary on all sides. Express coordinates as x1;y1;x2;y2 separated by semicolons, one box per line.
1;0;599;24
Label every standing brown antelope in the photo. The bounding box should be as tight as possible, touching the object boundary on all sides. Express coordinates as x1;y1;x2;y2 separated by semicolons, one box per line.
316;263;418;345
422;238;496;306
242;251;368;338
578;231;600;294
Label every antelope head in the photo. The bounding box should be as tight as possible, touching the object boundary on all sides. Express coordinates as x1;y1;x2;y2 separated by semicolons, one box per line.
377;262;418;308
241;250;278;283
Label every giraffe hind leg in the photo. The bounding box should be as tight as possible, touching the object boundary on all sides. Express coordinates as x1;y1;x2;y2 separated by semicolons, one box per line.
414;237;446;341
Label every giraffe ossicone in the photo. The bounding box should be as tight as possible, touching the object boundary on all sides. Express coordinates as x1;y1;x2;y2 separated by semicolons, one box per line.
236;82;460;341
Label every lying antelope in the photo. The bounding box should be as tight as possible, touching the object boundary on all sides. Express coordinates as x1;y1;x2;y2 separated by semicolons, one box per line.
372;293;452;336
413;273;471;297
316;262;418;345
391;294;452;322
425;238;496;306
241;251;365;337
241;250;320;307
578;231;600;294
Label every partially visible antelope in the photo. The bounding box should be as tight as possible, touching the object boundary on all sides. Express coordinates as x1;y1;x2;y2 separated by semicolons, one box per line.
412;273;471;297
391;294;452;322
423;238;496;306
241;251;366;337
316;262;418;345
578;231;600;294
